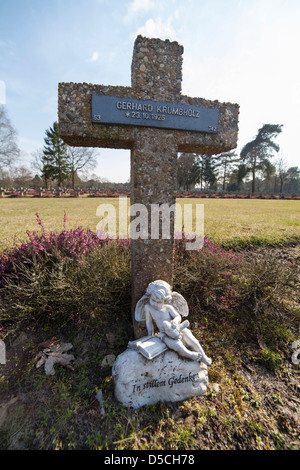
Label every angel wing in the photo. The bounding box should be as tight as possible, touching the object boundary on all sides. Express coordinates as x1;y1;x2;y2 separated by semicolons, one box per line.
170;292;189;317
134;294;149;322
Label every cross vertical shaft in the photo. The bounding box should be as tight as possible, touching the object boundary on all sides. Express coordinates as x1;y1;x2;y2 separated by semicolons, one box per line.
131;36;183;101
131;129;178;337
130;37;184;337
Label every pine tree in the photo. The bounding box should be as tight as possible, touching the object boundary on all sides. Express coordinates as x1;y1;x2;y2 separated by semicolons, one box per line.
42;122;69;187
240;124;283;193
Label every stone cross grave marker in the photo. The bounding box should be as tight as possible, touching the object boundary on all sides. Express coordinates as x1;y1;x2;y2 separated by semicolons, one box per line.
58;35;239;338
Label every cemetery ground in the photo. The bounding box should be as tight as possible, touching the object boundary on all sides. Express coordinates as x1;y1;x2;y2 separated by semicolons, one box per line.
0;198;299;450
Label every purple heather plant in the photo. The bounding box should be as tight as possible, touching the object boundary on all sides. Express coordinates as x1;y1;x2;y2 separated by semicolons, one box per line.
0;214;238;297
0;212;111;287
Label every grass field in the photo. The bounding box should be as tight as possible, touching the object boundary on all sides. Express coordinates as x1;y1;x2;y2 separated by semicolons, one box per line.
0;197;299;251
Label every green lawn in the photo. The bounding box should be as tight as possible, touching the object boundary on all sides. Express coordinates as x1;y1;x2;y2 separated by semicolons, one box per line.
180;198;300;247
0;197;299;251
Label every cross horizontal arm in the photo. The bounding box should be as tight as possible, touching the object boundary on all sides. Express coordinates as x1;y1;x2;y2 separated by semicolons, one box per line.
176;95;239;154
58;81;239;155
58;83;137;149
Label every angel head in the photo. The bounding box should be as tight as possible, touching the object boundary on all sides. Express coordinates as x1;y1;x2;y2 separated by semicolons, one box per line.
135;280;189;323
146;280;172;310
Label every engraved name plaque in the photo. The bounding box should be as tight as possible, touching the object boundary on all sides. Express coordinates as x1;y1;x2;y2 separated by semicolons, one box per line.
92;95;219;133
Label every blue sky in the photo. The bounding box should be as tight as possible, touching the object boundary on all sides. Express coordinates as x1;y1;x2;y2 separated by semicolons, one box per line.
1;0;300;182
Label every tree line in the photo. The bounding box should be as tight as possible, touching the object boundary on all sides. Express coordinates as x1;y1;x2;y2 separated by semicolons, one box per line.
0;105;299;194
178;124;300;194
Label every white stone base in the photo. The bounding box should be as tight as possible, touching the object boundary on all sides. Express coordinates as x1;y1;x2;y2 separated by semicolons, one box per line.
112;348;209;409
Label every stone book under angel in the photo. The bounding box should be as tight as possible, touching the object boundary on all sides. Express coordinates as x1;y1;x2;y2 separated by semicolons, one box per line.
128;335;168;360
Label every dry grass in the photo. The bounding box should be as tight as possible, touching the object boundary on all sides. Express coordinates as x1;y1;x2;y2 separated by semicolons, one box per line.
0;197;105;250
0;197;299;251
176;198;300;247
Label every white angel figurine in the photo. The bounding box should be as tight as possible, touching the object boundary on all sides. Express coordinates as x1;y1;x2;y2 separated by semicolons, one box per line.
135;280;212;365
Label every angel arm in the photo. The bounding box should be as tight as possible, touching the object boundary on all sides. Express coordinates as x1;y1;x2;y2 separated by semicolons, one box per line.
167;305;182;324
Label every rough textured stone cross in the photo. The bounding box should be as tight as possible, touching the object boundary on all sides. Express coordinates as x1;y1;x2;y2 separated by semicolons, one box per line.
58;35;239;338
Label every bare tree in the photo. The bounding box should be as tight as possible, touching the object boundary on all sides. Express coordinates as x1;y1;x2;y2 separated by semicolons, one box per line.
31;148;44;174
12;166;33;188
214;151;239;191
275;155;288;194
0;167;13;188
67;146;97;189
0;105;20;168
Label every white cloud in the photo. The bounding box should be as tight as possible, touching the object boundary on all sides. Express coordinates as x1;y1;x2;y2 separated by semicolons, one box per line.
86;51;99;63
125;0;155;22
136;17;176;40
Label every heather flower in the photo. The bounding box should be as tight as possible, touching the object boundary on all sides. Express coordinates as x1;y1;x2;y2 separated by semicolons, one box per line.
0;212;110;287
63;210;67;230
35;212;45;232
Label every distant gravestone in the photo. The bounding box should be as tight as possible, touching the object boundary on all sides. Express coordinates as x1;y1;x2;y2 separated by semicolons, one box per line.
58;35;239;338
